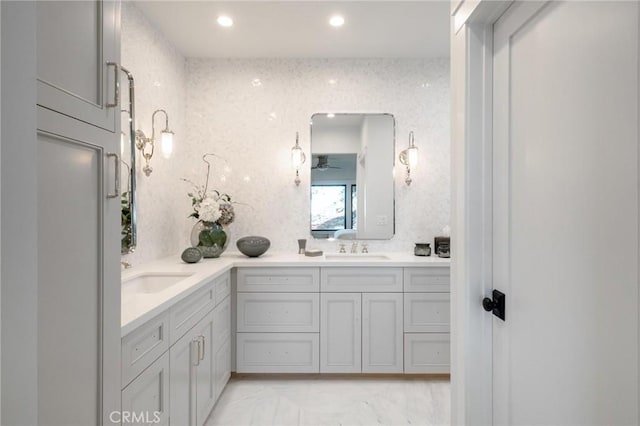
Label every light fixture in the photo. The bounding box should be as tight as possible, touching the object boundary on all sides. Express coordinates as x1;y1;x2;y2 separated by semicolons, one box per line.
399;131;418;186
291;132;306;186
329;15;345;27
217;15;233;27
135;109;174;176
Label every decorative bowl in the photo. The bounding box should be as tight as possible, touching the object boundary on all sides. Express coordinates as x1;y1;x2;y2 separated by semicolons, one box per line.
236;236;271;257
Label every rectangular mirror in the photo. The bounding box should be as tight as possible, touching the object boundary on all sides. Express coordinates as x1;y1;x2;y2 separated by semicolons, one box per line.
310;113;395;240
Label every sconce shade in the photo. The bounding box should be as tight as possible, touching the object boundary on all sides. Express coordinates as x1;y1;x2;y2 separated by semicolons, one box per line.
291;132;306;169
399;131;419;186
161;129;174;159
291;132;306;186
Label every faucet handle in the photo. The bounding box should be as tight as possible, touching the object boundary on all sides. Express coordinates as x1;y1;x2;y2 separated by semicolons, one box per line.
339;243;346;253
361;243;369;253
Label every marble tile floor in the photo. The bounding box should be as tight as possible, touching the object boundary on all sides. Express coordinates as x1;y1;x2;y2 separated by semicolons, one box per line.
205;376;450;426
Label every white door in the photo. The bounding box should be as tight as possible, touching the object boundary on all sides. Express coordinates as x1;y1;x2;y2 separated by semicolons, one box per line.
320;293;362;373
492;2;638;425
362;293;403;373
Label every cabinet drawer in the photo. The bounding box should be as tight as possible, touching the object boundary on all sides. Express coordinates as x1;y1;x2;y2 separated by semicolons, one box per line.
122;351;170;426
404;293;450;333
215;272;231;304
404;267;450;292
403;333;450;374
237;293;319;333
214;296;231;350
170;280;216;345
236;333;320;373
237;267;320;292
321;268;403;292
121;312;170;389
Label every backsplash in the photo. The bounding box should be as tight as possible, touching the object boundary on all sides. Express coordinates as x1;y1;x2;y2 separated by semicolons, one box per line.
122;5;450;264
121;3;188;266
183;58;450;253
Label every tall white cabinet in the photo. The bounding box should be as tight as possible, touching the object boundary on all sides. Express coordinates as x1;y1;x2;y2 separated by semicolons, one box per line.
36;1;122;424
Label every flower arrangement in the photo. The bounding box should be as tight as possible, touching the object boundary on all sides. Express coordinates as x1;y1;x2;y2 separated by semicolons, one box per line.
183;154;235;258
183;154;235;226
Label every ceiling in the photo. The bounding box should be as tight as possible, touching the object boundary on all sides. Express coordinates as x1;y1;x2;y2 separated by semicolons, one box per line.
133;1;451;58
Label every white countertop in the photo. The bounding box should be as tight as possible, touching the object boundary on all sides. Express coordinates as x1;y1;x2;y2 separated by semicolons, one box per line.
121;251;451;337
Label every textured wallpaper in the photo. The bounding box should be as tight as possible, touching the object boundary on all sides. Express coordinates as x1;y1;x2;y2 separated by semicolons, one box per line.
122;5;450;264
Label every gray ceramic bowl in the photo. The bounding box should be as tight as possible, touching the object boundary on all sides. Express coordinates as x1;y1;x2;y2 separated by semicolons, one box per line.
236;236;271;257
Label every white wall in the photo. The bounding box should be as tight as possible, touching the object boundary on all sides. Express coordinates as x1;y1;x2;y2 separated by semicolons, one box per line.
183;58;450;253
122;3;450;258
121;3;188;266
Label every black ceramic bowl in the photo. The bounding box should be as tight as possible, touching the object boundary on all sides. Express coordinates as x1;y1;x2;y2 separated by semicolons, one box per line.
236;236;271;257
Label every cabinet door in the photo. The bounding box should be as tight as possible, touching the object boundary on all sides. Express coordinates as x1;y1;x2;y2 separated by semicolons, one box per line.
37;106;121;425
214;339;231;401
362;293;403;373
170;325;199;426
37;0;120;132
195;310;216;426
122;351;170;426
320;293;362;373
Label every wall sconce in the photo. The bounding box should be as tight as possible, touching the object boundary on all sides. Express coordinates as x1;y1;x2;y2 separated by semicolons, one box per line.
291;132;306;186
399;131;418;186
135;109;174;176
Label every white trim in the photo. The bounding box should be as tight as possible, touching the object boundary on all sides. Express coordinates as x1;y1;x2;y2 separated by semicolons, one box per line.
450;1;511;424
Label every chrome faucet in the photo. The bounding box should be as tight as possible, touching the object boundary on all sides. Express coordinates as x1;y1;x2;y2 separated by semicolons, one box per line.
339;243;346;253
350;240;359;253
361;243;369;254
121;260;132;269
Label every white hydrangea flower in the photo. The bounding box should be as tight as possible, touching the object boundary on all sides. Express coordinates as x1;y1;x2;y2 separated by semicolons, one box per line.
198;197;222;223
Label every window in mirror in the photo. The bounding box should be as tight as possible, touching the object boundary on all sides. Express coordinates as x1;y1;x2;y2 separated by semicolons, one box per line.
310;113;395;240
311;185;347;233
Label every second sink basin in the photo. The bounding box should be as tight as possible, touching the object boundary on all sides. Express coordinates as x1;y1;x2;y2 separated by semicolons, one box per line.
122;272;195;295
324;253;390;261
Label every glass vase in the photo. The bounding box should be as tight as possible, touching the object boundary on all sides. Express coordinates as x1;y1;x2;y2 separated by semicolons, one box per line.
190;220;229;258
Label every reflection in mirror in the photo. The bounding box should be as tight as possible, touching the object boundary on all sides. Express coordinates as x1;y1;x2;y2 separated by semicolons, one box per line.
120;67;137;254
310;113;395;240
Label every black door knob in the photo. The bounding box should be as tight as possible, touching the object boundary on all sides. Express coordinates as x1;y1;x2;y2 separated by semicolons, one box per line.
482;297;495;312
482;290;506;321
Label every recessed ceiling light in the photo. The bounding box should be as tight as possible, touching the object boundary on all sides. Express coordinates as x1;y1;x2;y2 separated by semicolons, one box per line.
217;16;233;27
252;78;262;87
328;78;338;85
329;15;345;27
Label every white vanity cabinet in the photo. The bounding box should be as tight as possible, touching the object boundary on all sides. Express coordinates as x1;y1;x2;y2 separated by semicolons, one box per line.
121;351;170;426
319;268;403;373
403;268;451;373
236;268;321;373
122;271;231;426
238;265;447;375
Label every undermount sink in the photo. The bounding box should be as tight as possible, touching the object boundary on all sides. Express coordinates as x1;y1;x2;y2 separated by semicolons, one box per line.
324;253;390;261
122;272;194;295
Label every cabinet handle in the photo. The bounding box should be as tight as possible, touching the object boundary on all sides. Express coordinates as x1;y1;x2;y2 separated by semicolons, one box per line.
106;153;120;199
198;335;205;361
106;62;120;108
192;338;200;366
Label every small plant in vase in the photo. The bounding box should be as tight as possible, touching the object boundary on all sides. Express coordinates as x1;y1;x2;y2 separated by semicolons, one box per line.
183;154;236;258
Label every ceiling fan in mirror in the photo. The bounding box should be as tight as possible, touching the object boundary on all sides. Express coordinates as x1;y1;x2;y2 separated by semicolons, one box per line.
312;155;342;171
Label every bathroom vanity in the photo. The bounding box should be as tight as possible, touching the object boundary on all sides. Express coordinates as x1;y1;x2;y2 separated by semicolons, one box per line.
120;253;449;425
